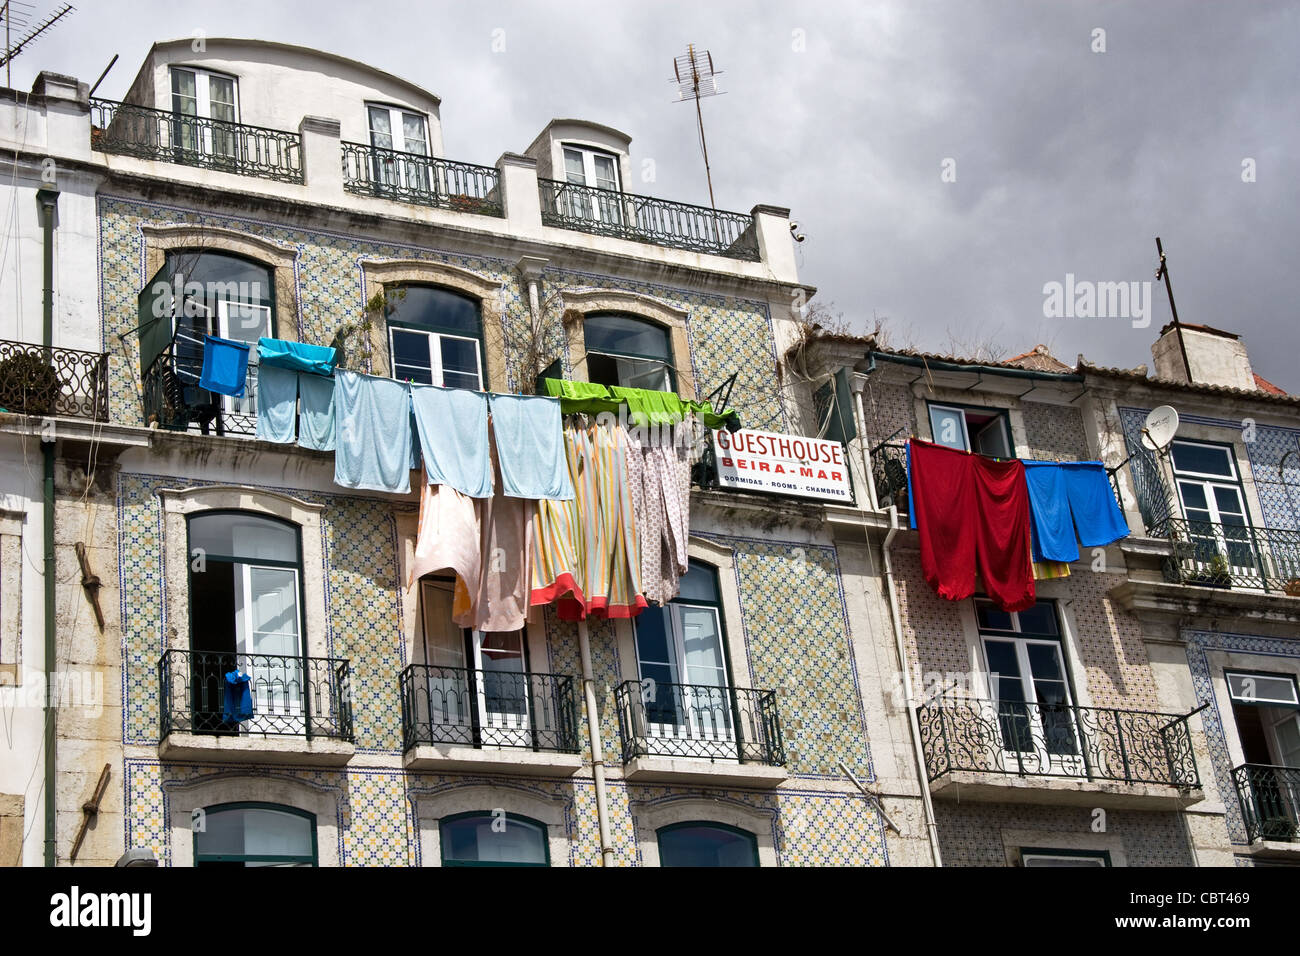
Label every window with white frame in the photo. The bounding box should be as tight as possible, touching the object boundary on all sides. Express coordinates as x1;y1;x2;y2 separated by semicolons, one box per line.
1020;848;1109;867
170;67;238;159
583;312;674;391
1170;439;1256;579
928;402;1014;457
561;144;622;223
385;285;484;390
366;104;431;192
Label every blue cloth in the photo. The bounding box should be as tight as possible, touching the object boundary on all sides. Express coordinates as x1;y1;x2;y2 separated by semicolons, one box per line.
258;337;337;376
198;335;251;397
223;670;253;722
1023;460;1129;561
907;441;917;529
255;364;299;444
333;369;412;494
489;394;574;500
410;385;493;498
297;372;336;452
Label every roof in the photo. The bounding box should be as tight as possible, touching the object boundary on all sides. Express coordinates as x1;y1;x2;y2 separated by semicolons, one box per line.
1254;373;1287;396
1078;358;1299;406
1006;344;1074;373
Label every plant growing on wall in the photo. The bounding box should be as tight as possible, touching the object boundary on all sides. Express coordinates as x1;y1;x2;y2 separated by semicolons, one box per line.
0;350;62;415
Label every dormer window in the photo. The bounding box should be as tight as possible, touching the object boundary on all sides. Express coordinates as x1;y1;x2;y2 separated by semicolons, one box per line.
560;145;622;224
367;104;428;157
170;67;238;158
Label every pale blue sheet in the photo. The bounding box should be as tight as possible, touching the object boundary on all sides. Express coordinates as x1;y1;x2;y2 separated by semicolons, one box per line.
489;394;573;499
254;364;298;444
410;385;493;498
297;372;336;452
333;370;412;494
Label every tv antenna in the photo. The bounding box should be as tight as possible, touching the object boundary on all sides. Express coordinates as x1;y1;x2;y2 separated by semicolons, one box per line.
672;44;724;210
1;2;75;89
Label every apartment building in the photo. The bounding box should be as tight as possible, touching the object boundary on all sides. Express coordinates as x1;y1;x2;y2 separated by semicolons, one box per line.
0;38;919;867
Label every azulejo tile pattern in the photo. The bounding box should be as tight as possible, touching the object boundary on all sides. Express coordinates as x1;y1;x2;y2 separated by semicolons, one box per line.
1021;401;1089;461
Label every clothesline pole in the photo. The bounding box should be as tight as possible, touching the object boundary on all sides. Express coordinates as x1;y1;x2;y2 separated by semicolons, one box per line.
577;619;614;866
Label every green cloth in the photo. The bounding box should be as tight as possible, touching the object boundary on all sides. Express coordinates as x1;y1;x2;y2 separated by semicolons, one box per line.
541;378;737;430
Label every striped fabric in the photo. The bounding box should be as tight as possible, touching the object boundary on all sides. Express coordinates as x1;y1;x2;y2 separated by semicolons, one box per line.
1032;559;1072;580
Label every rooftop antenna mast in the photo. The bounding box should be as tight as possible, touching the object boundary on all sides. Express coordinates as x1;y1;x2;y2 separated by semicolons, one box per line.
1;2;75;89
672;44;724;210
1154;236;1194;384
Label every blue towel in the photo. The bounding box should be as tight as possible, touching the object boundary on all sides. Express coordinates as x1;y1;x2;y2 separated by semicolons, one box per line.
1023;461;1078;562
489;394;574;499
198;335;251;397
410;385;493;498
1062;461;1130;547
255;364;299;444
258;337;337;376
223;670;253;722
907;441;917;529
298;373;336;452
333;370;412;494
1023;460;1130;562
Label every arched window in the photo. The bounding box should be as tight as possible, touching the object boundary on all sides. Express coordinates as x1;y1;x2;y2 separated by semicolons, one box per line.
440;811;549;867
385;284;484;390
584;312;674;391
656;822;758;867
193;803;317;867
185;511;304;736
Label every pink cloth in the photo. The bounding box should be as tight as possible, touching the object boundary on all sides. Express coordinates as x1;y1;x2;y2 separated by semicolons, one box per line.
457;479;534;633
408;472;480;600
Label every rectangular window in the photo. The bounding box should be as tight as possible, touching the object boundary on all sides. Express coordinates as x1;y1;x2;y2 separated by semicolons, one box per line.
1228;671;1300;707
366;104;430;192
927;403;1013;457
170;67;239;159
561;145;623;224
390;327;483;390
1170;439;1256;581
1020;849;1110;867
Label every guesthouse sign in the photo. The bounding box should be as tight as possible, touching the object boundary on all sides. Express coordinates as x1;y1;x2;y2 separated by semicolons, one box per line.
712;428;852;503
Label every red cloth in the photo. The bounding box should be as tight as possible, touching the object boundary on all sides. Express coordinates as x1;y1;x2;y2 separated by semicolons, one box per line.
909;439;1035;612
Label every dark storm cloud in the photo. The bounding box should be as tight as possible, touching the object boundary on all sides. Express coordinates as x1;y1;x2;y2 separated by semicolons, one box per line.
23;0;1298;386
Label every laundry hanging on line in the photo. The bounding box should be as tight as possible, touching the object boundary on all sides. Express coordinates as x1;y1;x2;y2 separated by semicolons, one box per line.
541;377;739;430
297;373;336;452
410;384;495;498
625;426;692;605
223;670;253;723
488;393;574;500
257;337;337;376
199;335;251;398
333;369;413;494
1022;459;1130;563
908;438;1036;613
408;469;481;606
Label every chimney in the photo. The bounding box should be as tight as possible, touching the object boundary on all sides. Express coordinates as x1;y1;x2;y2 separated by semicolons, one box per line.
1151;322;1256;391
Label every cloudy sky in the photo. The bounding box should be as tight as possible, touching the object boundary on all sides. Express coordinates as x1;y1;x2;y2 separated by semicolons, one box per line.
18;0;1299;388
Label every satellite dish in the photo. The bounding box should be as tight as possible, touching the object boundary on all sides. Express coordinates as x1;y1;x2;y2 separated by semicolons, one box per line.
1141;405;1180;451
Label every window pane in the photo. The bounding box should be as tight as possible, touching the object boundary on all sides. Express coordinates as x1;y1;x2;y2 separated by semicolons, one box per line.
970;416;1011;458
439;336;482;390
387;285;482;336
1213;486;1246;520
593;153;618;190
1172;442;1234;477
584;314;671;361
679;606;726;686
368;106;393;150
983;640;1024;700
165;251;273;304
421;580;466;668
189;513;298;563
976;602;1014;632
635;607;674;668
1023;853;1106;867
196;806;313;859
928;406;967;451
1227;672;1300;706
563;148;586;184
658;825;757;867
171;69;197;114
391;329;434;384
677;563;720;603
441;815;546;865
1178;482;1209;511
402;113;427;155
1016;603;1060;637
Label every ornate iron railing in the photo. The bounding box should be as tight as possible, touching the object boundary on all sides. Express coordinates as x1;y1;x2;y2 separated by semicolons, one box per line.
614;679;785;765
1153;516;1300;593
538;178;760;260
916;696;1200;787
159;648;352;741
1234;763;1300;843
341;141;503;216
141;328;258;436
870;436;909;514
0;339;108;421
1120;439;1174;535
90;98;303;184
399;664;579;753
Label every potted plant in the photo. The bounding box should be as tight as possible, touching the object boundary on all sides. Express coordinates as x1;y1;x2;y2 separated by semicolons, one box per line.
0;351;62;415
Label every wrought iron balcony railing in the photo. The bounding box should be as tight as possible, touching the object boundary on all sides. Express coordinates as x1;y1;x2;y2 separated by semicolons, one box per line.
1153;516;1300;593
870;433;909;515
0;339;108;421
1234;763;1300;843
90;98;304;184
917;696;1200;787
159;648;353;741
341;142;503;216
538;178;760;261
614;679;785;766
399;664;579;754
142;328;258;437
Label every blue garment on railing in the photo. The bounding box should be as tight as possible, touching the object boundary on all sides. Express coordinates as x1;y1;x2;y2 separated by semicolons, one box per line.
333;369;412;494
258;337;337;376
255;364;299;443
198;335;251;397
411;385;493;498
907;441;917;529
1023;460;1129;562
297;372;336;452
488;394;574;500
223;670;253;723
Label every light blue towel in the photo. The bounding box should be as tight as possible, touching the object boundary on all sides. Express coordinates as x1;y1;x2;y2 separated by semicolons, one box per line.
255;364;299;444
410;385;493;498
198;335;250;397
333;370;412;494
489;394;573;499
297;373;336;452
258;337;337;375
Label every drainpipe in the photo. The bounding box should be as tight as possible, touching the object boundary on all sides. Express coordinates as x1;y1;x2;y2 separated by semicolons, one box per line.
850;377;943;866
36;186;59;868
577;620;614;866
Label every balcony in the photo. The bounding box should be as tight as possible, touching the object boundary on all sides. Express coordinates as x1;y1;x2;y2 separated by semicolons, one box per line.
142;328;258;437
90;98;304;184
158;649;354;765
341;142;503;216
399;664;582;776
870;433;909;515
538;179;760;261
614;680;787;786
917;696;1202;808
1234;763;1300;850
0;340;108;421
1155;517;1300;594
